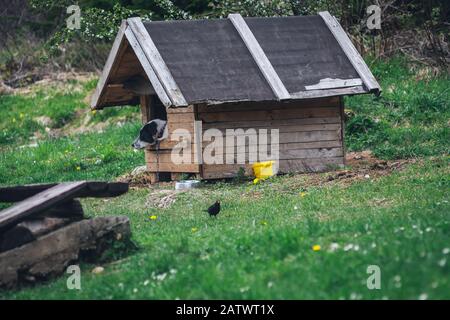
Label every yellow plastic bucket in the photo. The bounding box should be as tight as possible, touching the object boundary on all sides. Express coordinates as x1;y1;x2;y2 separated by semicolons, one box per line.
252;161;275;180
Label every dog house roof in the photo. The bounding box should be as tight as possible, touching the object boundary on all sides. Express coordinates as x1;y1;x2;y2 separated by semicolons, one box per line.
91;12;380;109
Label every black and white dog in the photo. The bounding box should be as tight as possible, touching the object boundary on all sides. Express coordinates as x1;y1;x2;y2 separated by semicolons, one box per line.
132;119;168;149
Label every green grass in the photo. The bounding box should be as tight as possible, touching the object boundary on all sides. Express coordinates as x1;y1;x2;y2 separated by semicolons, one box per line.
0;56;449;299
1;158;449;299
345;57;449;159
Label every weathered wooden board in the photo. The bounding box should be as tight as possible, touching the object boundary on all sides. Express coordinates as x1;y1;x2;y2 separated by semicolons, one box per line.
304;78;362;90
0;182;129;232
202;157;344;179
124;27;172;107
91;20;128;109
0;217;71;253
203;124;341;134
196;97;339;113
208;147;344;160
0;182;129;203
128;18;188;107
198;106;340;123
0;216;130;289
290;85;366;99
0;182;86;230
209;117;341;129
145;162;200;173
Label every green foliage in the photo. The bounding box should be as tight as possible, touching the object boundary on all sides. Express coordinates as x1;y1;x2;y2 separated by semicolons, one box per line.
28;0;188;54
345;56;450;159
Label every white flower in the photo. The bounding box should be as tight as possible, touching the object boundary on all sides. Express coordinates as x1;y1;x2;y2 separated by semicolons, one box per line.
443;248;450;255
143;280;150;286
155;273;167;281
344;244;354;251
418;293;428;300
438;258;446;267
329;243;340;252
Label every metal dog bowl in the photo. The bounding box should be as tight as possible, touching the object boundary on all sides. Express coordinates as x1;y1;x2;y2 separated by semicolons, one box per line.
175;180;200;190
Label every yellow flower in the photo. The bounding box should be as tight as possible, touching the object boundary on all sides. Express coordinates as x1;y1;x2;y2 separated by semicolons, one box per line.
300;192;307;198
312;245;321;251
91;110;97;115
253;178;260;184
191;227;198;233
149;215;157;220
261;220;268;226
76;166;81;171
19;113;24;119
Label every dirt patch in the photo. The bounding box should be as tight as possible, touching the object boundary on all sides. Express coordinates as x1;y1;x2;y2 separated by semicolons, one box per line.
120;151;415;194
13;72;95;95
145;189;180;209
117;169;155;188
281;150;415;191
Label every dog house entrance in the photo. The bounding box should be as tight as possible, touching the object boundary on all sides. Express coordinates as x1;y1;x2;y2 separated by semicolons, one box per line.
140;94;171;182
140;94;167;123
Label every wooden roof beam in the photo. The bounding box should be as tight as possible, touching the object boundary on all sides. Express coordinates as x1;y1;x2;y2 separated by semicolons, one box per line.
91;20;128;109
127;17;188;107
124;27;172;107
228;13;291;101
319;11;381;94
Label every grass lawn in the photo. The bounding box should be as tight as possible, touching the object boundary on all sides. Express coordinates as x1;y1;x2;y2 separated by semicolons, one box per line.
0;57;449;299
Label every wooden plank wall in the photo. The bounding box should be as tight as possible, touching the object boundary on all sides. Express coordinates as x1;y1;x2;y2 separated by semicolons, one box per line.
143;97;344;179
197;97;344;179
144;105;201;173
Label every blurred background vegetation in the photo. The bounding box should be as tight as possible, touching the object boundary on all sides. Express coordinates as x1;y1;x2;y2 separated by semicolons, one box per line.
0;0;448;88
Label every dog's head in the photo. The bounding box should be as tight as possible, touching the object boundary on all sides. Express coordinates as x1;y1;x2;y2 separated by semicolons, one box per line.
132;121;161;149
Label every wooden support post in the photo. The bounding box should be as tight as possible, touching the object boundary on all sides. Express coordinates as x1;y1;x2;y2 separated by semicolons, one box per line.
140;95;151;124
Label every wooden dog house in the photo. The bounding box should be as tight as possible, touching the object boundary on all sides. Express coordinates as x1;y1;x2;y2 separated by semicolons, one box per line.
91;12;380;181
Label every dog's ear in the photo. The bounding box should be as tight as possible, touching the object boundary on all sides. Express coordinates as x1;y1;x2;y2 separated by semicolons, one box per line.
139;121;158;144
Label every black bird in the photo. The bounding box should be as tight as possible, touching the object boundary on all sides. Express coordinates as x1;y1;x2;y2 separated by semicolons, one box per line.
205;200;221;217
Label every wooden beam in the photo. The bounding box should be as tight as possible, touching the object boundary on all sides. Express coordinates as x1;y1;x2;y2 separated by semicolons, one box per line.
91;20;128;109
124;27;172;107
0;182;129;203
140;95;150;124
319;11;381;93
0;182;87;230
0;217;72;253
228;13;291;101
123;75;156;95
305;78;363;90
290;85;367;100
127;17;188;107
